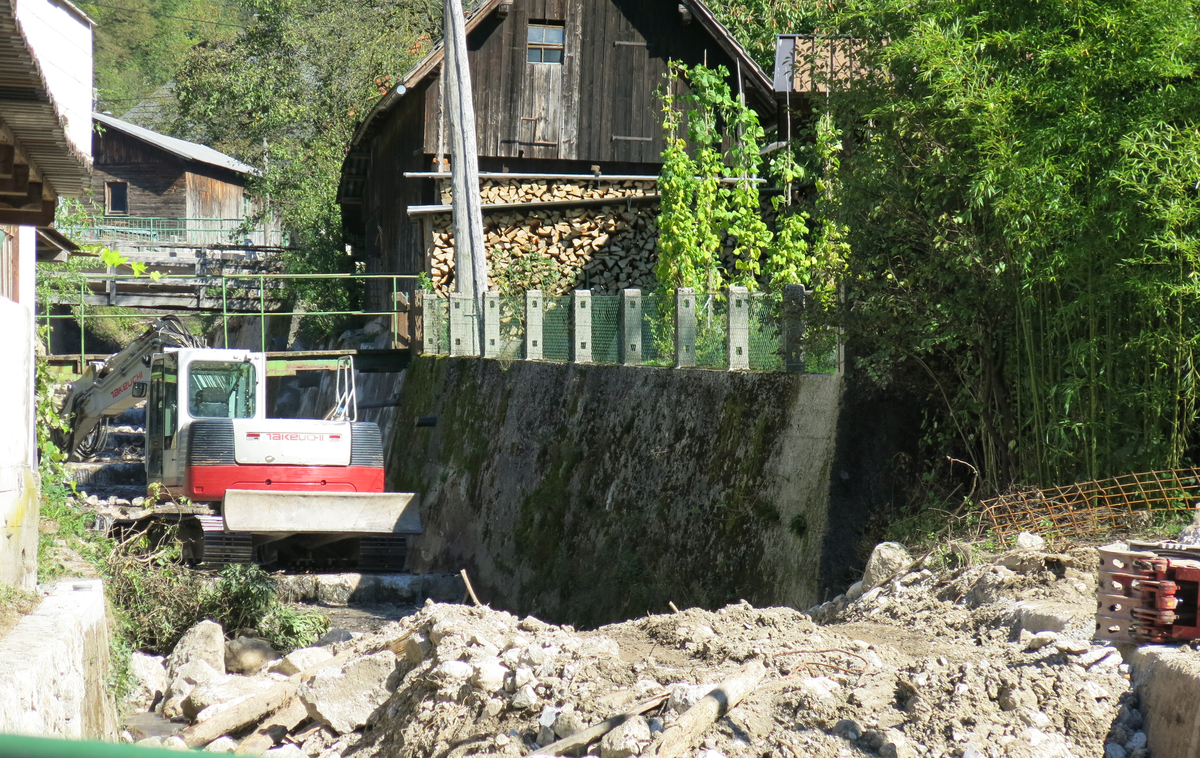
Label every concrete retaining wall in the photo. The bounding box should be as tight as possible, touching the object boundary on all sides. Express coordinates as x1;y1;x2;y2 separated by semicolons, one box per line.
1130;644;1200;758
386;356;842;627
0;579;118;739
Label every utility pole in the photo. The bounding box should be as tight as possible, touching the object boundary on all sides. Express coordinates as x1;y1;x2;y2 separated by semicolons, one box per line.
443;0;487;353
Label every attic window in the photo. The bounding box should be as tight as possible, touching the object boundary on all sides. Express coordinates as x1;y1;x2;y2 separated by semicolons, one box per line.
528;23;564;63
106;181;128;216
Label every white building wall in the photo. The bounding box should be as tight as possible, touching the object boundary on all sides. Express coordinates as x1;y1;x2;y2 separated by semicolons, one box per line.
0;296;36;590
14;0;93;162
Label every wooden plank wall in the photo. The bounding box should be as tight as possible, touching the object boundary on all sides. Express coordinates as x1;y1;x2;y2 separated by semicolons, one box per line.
87;129;188;218
419;0;753;163
186;165;246;219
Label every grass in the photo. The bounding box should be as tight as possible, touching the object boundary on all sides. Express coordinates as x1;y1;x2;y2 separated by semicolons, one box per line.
0;584;38;639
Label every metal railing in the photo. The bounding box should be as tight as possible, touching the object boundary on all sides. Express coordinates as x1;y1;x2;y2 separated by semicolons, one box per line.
37;273;419;366
416;285;840;374
59;217;288;248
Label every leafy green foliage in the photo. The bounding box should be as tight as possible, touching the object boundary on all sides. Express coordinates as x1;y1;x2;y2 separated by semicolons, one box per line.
816;0;1200;490
173;0;436;330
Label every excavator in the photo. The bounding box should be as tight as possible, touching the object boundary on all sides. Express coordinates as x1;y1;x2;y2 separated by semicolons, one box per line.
54;316;421;570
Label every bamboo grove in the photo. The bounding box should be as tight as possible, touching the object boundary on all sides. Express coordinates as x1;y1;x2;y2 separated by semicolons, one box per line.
785;0;1200;492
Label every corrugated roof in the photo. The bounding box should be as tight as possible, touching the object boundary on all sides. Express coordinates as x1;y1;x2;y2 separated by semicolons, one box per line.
93;112;259;176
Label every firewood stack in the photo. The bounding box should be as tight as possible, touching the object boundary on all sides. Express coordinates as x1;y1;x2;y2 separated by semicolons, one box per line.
428;184;662;295
438;177;655;205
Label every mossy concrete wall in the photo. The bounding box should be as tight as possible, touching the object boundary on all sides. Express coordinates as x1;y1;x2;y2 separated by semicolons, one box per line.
389;356;841;627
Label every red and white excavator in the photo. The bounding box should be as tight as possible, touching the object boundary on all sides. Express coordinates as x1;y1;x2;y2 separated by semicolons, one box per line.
55;316;420;569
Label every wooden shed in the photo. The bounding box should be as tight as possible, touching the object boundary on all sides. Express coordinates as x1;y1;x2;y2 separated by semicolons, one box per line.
88;113;258;228
339;0;776;303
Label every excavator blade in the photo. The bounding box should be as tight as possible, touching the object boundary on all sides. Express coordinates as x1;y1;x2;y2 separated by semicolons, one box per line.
222;489;422;534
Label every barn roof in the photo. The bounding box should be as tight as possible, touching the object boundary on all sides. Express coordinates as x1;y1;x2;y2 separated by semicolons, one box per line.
93;112;259;177
348;0;775;150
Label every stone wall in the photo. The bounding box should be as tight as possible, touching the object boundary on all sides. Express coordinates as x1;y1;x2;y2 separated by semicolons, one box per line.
387;356;842;627
0;579;118;739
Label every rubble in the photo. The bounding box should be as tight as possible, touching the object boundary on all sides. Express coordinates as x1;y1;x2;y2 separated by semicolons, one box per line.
226;636;281;675
120;539;1149;758
167;620;226;678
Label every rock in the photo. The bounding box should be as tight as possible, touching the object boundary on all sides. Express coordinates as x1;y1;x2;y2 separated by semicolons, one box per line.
484;698;504;718
862;542;912;589
300;650;398;734
183;674;276;722
1125;732;1147;751
317;628;354;647
472;657;509;693
166;620;226;679
667;683;714;713
265;746;305;758
845;581;865;602
878;729;914;758
436;660;474;680
1053;638;1090;655
273;646;334;676
998;687;1026;712
162;736;189;751
204;736;238;753
832;719;863;740
599;715;651;758
126;652;167;711
554;711;587;738
1117;706;1144;730
511;683;540;710
1015;532;1045;550
1026;632;1058;651
1104;743;1127;758
966;566;1015;607
405;634;431;666
225;636;280;675
162;659;221;720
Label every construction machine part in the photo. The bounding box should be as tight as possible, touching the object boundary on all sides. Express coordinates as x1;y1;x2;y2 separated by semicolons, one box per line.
222;490;422;535
197;514;253;566
358;536;409;572
1096;540;1200;643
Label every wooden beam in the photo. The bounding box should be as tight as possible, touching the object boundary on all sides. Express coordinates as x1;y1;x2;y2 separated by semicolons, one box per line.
0;199;53;226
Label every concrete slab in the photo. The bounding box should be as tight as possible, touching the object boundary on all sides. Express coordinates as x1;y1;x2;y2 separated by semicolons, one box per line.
273;573;465;606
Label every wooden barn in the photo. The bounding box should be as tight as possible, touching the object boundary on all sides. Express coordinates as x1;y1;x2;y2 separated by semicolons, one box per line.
338;0;776;304
86;113;268;247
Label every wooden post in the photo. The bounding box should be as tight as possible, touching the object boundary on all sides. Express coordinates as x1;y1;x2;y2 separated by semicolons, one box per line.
675;287;695;368
443;0;488;347
727;286;749;371
526;289;543;360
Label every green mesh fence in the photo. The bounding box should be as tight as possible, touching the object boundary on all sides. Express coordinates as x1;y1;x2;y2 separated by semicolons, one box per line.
591;295;621;364
641;293;675;366
542;296;572;361
694;292;729;369
748;292;783;371
497;295;525;359
425;296;450;354
805;326;840;374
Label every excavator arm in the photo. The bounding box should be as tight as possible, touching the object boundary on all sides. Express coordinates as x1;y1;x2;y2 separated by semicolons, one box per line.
55;316;204;460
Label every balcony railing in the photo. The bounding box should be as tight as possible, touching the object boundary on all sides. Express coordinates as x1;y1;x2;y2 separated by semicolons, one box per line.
60;217;288;248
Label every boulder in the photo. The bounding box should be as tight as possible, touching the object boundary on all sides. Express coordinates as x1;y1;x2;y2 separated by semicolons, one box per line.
511;683;540;710
862;543;912;590
600;715;651;758
204;736;238;753
554;711;587;739
317;628;353;647
299;650;398;734
126;652;167;711
1015;532;1045;550
166;620;226;679
161;659;221;720
225;636;280;675
272;646;334;676
183;674;277;722
471;657;508;693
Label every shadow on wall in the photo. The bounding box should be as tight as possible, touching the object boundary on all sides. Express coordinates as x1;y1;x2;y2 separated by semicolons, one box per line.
386;356;844;628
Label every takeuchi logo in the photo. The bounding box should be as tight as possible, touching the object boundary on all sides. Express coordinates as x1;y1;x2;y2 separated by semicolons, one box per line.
245;432;342;442
110;370;145;399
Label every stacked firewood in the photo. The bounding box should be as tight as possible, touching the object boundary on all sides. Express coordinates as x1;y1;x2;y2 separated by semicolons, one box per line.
437;178;656;205
428;204;661;295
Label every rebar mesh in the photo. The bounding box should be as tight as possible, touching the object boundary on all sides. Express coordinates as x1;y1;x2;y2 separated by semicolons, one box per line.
748;293;782;371
982;468;1200;542
542;296;572;361
693;292;729;369
641;294;675;366
591;295;621;364
497;295;525;360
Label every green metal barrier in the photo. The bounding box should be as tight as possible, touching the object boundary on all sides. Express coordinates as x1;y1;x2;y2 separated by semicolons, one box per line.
0;734;187;758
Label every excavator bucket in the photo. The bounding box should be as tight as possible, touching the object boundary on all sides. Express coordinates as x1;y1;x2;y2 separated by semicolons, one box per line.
221;489;422;534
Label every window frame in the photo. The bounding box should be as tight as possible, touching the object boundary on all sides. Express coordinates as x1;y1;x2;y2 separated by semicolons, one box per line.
105;181;129;216
187;360;257;419
527;22;565;64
